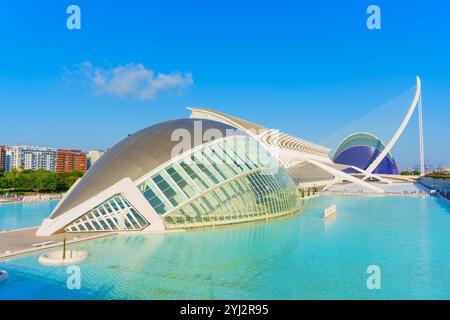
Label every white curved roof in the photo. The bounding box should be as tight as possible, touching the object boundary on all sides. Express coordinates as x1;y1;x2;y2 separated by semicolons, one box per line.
188;107;331;159
51;118;245;218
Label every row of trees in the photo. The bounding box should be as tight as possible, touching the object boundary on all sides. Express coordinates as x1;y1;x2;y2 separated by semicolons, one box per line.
400;170;422;176
425;173;450;180
401;171;450;179
300;187;317;198
0;169;84;193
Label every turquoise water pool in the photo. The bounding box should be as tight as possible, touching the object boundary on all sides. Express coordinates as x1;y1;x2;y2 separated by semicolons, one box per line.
1;195;449;299
0;201;57;231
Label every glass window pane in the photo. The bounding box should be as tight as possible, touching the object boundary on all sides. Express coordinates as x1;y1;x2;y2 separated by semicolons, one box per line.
166;166;197;198
179;160;210;190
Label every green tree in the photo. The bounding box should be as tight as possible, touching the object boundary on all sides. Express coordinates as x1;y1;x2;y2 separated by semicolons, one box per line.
0;169;84;193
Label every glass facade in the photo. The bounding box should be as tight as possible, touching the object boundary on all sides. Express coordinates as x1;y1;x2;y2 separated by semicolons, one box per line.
137;136;299;229
65;195;149;232
163;168;298;228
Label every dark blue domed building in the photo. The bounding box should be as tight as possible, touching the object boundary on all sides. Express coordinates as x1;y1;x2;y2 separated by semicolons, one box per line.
333;132;399;175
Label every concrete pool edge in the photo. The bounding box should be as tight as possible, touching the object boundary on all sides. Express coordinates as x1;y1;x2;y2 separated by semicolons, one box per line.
0;228;116;262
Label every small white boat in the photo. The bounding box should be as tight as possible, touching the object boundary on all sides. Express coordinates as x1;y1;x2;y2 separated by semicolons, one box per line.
0;270;8;282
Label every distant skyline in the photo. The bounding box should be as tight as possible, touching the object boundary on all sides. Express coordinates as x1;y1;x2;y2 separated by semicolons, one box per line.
1;0;449;168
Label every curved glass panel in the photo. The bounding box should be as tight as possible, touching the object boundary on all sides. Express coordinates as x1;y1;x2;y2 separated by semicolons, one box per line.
334;146;400;174
333;132;394;161
162;168;299;229
65;195;149;232
137;136;281;216
333;132;399;174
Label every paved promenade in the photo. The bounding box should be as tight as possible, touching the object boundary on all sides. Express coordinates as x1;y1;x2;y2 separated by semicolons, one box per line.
0;227;115;261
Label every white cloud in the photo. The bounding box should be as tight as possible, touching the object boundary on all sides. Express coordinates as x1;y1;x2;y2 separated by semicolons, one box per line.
70;62;193;100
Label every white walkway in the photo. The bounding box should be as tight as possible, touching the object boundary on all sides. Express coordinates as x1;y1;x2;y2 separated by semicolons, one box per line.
326;182;429;194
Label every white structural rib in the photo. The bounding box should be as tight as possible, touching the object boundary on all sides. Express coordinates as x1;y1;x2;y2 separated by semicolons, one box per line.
307;159;385;193
418;94;425;176
348;165;393;184
189;107;331;160
364;76;422;177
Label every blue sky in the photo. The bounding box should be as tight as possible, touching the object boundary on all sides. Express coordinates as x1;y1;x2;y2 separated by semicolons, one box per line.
1;0;449;168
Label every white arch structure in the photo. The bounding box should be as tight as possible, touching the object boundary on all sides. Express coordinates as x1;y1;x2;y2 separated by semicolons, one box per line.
189;77;425;195
363;76;425;178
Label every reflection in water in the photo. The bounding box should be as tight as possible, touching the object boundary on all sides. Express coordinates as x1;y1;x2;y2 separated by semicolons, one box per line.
70;220;303;299
1;196;450;299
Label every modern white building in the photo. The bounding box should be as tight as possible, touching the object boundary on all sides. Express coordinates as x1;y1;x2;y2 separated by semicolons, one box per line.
36;109;390;236
37;118;300;236
37;76;424;236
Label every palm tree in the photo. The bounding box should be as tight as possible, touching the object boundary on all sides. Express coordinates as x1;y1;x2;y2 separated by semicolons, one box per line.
62;237;66;260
